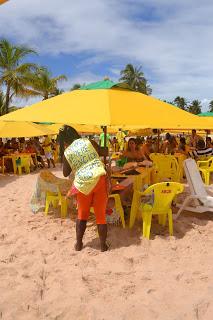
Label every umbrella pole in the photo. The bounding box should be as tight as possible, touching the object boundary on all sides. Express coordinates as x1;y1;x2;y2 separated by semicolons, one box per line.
103;125;107;167
157;129;160;152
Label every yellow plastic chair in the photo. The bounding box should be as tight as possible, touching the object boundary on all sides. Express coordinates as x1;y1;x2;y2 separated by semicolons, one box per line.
45;189;68;218
133;173;150;191
174;153;186;180
197;157;213;185
150;153;180;182
129;173;151;228
16;156;31;175
130;182;184;238
109;194;125;228
91;193;125;228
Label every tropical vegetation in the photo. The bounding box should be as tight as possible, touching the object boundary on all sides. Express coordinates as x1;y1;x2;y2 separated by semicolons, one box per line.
187;100;202;115
173;96;188;110
119;64;152;95
27;68;67;100
0;39;67;114
0;39;39;114
208;100;213;112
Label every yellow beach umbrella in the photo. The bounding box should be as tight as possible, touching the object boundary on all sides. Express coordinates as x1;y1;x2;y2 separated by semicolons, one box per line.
0;121;55;138
128;128;154;136
1;89;212;129
43;123;118;134
166;128;209;136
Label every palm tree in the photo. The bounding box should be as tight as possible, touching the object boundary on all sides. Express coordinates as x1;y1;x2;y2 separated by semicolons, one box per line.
208;100;213;112
0;39;39;113
187;100;202;115
0;90;5;115
119;64;152;95
52;88;65;96
162;99;175;105
28;68;67;100
173;96;188;110
70;83;81;91
0;90;20;115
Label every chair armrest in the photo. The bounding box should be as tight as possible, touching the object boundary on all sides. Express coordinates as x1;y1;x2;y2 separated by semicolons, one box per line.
197;160;209;166
205;186;213;196
187;194;211;201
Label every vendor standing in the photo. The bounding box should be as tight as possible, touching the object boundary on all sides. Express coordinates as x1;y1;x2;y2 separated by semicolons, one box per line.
99;127;111;148
60;125;109;252
43;135;55;168
116;128;126;151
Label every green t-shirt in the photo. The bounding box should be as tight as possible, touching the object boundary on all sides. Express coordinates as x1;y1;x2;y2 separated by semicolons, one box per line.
100;133;110;147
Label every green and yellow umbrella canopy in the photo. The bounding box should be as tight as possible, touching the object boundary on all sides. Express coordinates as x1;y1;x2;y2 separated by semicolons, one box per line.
198;112;213;117
1;88;212;129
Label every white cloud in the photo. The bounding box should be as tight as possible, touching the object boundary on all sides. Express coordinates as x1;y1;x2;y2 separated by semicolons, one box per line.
1;0;213;107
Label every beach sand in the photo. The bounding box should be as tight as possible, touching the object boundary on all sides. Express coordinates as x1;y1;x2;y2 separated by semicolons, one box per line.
0;167;213;320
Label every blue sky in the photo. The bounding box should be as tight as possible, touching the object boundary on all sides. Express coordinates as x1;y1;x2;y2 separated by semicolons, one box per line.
1;0;213;110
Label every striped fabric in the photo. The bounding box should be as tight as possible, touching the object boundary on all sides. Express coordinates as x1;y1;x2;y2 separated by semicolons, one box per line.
191;147;213;158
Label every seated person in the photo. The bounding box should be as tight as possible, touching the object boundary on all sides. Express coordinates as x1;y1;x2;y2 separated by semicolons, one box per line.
24;141;34;153
33;137;45;168
177;137;191;156
151;137;159;153
0;139;5;169
206;136;213;148
18;137;26;152
4;139;12;152
0;138;5;157
122;138;145;163
10;138;19;151
24;141;39;169
140;136;153;160
1;140;14;172
161;133;178;154
189;129;201;148
191;139;213;159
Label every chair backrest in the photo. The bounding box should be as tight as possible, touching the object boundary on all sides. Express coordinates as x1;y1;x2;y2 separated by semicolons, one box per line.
133;174;146;191
144;182;184;212
20;156;31;167
183;159;208;198
197;154;212;161
150;153;180;182
149;153;162;162
205;157;213;168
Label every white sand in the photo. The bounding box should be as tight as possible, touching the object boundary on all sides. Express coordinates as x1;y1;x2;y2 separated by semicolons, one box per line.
0;167;213;320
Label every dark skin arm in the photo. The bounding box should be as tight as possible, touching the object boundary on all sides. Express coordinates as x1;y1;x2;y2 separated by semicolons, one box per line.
63;156;71;177
90;139;108;157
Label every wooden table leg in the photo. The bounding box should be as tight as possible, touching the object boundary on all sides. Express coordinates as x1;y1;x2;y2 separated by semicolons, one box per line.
12;157;17;174
34;154;38;167
2;157;5;174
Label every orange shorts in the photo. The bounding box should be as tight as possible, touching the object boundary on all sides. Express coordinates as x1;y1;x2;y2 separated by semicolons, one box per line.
77;175;108;224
